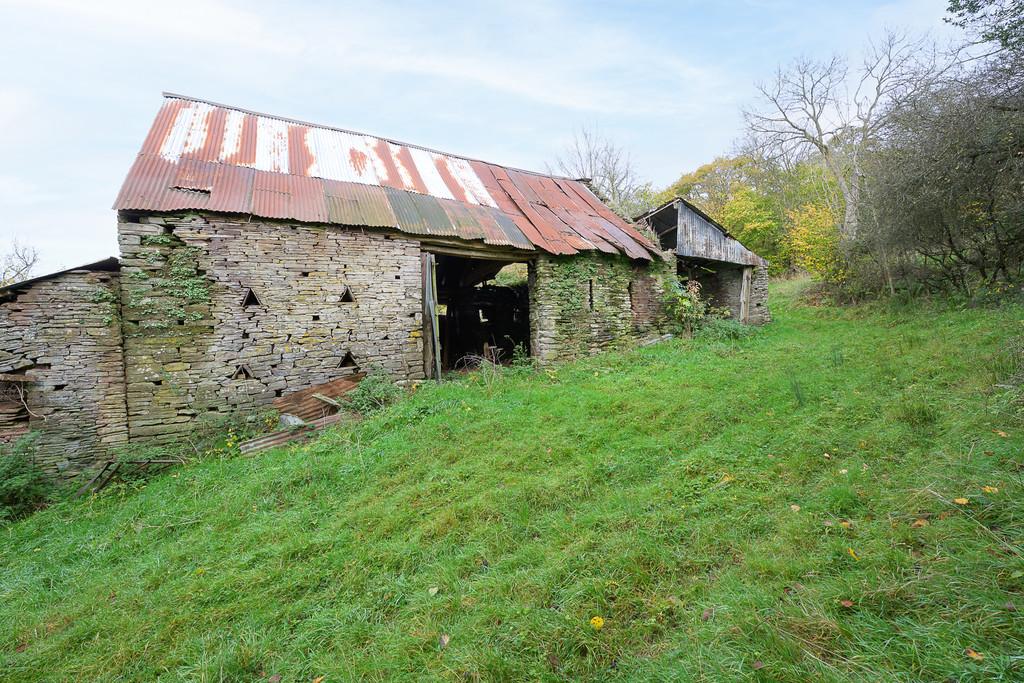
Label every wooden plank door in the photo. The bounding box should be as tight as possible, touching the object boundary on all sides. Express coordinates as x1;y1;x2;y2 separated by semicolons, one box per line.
422;253;442;380
739;267;752;324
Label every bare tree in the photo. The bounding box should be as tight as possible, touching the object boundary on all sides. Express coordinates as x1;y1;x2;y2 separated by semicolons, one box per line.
550;127;656;219
1;241;39;286
744;31;952;245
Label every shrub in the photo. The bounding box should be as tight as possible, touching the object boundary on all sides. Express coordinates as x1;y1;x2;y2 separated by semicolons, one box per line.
345;372;404;415
0;433;52;523
663;280;729;337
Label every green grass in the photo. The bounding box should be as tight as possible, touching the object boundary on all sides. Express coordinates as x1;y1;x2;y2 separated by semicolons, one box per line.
2;279;1023;682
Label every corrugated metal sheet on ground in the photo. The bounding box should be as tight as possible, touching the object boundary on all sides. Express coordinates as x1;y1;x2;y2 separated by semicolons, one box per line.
114;94;661;260
273;372;365;422
238;413;346;455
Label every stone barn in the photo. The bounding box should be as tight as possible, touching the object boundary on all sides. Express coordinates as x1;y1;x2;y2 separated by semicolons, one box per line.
1;93;681;474
636;198;770;324
1;95;771;476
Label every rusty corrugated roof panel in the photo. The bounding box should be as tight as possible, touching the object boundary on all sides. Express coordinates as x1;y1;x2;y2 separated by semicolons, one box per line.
322;180;395;228
115;94;662;259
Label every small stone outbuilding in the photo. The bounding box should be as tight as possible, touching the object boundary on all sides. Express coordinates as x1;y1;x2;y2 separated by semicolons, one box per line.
636;198;771;324
0;259;127;474
1;94;769;475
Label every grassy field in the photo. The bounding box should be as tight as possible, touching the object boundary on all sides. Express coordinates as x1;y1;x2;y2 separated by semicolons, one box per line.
1;279;1022;682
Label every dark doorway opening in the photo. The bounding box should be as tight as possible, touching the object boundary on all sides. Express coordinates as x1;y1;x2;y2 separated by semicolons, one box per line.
678;258;752;323
426;254;530;374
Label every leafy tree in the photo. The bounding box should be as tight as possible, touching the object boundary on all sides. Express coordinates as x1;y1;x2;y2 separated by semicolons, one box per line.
858;49;1024;295
786;203;845;282
947;0;1024;50
657;156;759;216
718;186;787;274
744;32;952;246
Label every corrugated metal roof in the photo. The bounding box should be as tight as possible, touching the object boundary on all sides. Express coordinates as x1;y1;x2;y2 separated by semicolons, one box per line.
114;94;660;260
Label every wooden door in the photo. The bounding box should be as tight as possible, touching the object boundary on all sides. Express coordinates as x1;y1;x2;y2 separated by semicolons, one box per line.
739;267;752;324
422;253;442;380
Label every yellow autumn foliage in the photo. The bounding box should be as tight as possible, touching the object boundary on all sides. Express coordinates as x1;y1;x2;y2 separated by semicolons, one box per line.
785;203;845;282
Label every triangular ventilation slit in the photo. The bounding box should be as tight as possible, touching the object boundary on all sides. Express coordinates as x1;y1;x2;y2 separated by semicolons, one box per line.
340;285;356;303
241;288;262;307
231;364;254;380
340;352;359;369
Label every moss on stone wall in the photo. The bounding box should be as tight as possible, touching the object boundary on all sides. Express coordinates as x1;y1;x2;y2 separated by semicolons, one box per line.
123;236;210;332
529;251;672;363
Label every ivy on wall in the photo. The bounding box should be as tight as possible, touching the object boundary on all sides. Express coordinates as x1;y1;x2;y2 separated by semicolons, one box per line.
124;234;210;333
530;251;672;361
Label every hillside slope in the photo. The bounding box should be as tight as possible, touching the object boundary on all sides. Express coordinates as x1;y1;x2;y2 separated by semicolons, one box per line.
2;281;1022;682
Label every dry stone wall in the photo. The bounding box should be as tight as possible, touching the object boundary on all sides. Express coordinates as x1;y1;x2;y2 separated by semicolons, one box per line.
749;264;771;325
0;271;127;475
0;209;753;473
529;252;671;363
117;213;424;444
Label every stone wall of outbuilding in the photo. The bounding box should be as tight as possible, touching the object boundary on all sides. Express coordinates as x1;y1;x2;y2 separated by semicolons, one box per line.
0;270;128;476
1;213;765;475
748;264;772;325
117;213;425;445
528;251;672;364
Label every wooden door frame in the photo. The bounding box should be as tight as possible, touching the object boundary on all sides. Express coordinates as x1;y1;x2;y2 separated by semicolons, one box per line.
422;252;442;380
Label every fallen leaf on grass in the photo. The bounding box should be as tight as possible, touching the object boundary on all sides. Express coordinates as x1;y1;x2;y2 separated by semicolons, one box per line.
15;642;27;653
839;599;855;608
911;518;929;528
428;586;439;596
439;634;450;650
993;429;1009;438
790;504;801;512
964;648;984;662
268;676;281;683
752;660;765;670
982;486;999;494
954;497;970;505
847;547;860;561
312;677;325;683
839;520;853;529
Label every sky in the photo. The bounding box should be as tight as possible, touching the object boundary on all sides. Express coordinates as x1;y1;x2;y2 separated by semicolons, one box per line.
0;0;956;274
